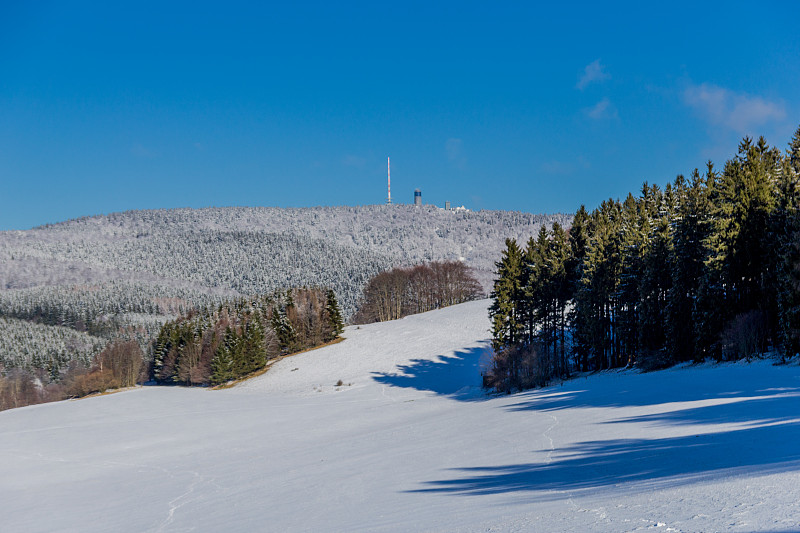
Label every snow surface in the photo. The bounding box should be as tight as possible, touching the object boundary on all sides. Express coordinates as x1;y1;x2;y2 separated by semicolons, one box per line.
2;299;800;532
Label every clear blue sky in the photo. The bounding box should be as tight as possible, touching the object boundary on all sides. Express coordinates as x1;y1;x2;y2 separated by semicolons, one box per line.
1;1;798;230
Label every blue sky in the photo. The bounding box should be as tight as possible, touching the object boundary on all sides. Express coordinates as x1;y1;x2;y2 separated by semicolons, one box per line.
1;1;798;230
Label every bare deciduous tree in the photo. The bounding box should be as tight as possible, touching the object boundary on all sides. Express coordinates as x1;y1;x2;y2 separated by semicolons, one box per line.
354;261;483;324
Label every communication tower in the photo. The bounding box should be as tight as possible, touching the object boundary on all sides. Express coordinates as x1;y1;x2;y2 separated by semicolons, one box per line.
386;157;392;204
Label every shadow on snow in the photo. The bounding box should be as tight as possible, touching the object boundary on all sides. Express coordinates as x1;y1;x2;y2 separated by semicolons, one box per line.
411;382;800;496
503;363;800;413
371;342;492;401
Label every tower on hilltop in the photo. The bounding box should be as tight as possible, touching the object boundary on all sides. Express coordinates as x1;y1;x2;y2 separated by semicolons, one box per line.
386;157;392;205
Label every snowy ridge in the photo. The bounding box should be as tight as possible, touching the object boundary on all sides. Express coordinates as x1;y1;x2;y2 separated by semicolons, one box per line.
2;299;800;532
0;205;569;369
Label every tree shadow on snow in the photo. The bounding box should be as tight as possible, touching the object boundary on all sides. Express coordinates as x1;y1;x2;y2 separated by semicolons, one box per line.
504;365;800;413
371;342;492;401
411;388;800;496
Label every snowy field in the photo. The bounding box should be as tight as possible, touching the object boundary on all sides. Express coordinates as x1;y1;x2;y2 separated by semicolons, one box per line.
2;299;800;532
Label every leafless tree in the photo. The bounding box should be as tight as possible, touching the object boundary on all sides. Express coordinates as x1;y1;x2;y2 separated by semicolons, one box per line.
354;261;483;324
98;340;145;387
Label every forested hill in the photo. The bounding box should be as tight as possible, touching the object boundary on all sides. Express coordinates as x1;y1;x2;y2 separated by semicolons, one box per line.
2;206;570;304
0;205;569;372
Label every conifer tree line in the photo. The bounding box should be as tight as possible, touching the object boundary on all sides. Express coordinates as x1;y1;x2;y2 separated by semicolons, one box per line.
488;127;800;392
1;287;343;410
153;287;344;386
352;260;483;324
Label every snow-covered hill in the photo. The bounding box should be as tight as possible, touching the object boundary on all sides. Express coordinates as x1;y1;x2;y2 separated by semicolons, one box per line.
2;300;799;532
0;205;570;369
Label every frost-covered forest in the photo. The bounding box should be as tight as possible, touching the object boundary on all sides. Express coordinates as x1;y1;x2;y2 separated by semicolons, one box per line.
0;205;569;377
0;317;105;372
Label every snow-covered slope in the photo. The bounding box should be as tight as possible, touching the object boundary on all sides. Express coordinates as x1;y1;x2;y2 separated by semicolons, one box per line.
2;300;800;532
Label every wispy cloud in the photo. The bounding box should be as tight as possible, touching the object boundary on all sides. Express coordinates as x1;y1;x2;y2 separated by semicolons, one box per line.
131;143;157;158
446;138;466;169
540;160;574;176
540;156;590;176
683;82;785;135
577;59;610;90
341;154;366;168
585;98;618;120
446;138;462;160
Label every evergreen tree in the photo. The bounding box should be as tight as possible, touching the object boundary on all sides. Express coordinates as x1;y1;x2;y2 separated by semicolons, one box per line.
789;125;800;174
210;327;236;385
271;305;297;352
549;222;571;377
568;205;592;371
667;168;711;362
638;184;674;365
775;126;800;356
617;191;647;365
710;139;777;312
239;313;267;374
489;239;526;353
580;200;623;369
325;289;345;340
152;326;173;382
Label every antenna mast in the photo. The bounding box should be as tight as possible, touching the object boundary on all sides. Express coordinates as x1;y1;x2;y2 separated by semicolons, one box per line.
386;156;392;204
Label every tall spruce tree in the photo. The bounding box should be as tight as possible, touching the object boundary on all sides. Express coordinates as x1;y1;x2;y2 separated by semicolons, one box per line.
580;200;623;369
568;206;592;371
521;235;541;349
549;222;571;376
667;168;711;362
271;305;296;352
240;313;267;375
210;326;236;385
638;184;674;365
325;289;345;341
776;126;800;356
617;191;647;364
490;239;525;352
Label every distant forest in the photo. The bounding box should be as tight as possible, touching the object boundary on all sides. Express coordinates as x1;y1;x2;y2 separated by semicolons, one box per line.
153;287;343;386
488;126;800;392
0;288;343;409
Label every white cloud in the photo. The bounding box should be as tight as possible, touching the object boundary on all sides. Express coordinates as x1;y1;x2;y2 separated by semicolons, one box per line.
585;98;618;120
683;82;785;135
577;59;610;90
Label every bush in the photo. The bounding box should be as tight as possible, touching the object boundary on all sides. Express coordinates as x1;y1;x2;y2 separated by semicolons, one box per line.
721;310;769;361
484;343;549;393
68;369;116;397
636;349;674;372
